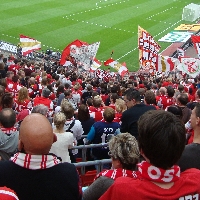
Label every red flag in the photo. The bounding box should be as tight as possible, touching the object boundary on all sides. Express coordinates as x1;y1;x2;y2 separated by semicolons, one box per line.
60;39;88;65
191;35;200;58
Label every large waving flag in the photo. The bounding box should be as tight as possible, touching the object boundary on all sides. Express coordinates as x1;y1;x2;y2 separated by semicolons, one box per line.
177;57;200;78
191;35;200;58
138;26;161;74
104;58;128;77
20;35;41;56
60;39;88;66
71;42;100;70
156;55;178;72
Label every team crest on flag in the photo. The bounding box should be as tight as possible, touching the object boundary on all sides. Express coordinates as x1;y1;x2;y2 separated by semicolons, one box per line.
138;26;161;75
177;57;200;78
20;35;41;56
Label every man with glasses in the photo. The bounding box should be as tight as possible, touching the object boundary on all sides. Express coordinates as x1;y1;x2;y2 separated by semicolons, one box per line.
121;88;156;139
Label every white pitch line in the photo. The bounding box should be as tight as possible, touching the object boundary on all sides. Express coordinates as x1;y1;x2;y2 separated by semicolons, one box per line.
65;17;134;34
146;6;178;25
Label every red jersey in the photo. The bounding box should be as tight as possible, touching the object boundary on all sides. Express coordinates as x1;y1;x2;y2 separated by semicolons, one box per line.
113;112;122;123
8;64;20;75
89;107;104;122
28;84;39;98
14;99;32;112
7;82;22;97
100;168;200;200
162;96;175;110
100;94;108;103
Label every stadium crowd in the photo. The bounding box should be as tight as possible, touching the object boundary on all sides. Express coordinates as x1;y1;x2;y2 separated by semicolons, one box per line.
0;51;200;199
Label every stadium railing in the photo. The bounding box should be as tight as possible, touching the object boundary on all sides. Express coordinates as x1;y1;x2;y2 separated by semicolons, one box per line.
71;143;111;174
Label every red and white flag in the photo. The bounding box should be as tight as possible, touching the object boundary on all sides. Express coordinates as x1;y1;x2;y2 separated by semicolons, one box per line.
177;57;200;78
90;58;102;72
138;26;161;74
104;58;128;77
156;55;178;72
191;35;200;59
20;35;41;56
63;61;73;66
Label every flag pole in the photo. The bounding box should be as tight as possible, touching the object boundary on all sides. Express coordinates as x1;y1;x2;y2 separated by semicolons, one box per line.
110;50;114;58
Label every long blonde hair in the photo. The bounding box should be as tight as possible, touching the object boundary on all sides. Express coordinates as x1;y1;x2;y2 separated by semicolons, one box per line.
17;87;29;103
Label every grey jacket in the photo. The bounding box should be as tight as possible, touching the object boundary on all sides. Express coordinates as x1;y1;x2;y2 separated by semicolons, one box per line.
0;130;19;160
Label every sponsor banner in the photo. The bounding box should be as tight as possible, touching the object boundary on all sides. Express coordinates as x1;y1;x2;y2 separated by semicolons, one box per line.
0;41;17;53
158;31;193;43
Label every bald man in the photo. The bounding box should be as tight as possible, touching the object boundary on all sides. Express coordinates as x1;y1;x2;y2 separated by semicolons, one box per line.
0;114;81;200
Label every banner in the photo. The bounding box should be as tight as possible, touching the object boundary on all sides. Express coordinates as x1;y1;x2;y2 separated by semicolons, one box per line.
71;42;100;70
138;26;161;75
104;58;128;77
90;58;102;72
177;57;200;78
156;55;178;72
158;31;193;43
60;39;88;66
0;41;17;53
191;35;200;58
20;35;41;56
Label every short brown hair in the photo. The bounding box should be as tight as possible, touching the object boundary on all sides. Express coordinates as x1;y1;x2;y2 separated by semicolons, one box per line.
103;107;115;122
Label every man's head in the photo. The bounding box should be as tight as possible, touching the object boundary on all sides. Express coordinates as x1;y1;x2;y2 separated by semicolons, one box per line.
195;89;200;100
29;77;35;85
19;113;56;155
190;103;200;130
166;86;175;98
93;95;102;108
144;90;156;105
124;88;141;109
31;104;48;116
6;71;14;80
0;108;16;128
159;87;166;95
103;107;115;122
177;93;189;106
42;88;51;98
138;110;185;169
64;89;72;99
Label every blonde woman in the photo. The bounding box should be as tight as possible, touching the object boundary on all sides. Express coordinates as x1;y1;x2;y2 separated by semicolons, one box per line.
14;87;32;112
83;133;140;200
50;112;74;163
114;99;126;123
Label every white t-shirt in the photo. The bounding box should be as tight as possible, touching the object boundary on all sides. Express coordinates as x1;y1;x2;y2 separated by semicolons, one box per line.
49;132;74;163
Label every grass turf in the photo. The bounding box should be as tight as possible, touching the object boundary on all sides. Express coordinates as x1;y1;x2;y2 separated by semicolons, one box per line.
0;0;199;71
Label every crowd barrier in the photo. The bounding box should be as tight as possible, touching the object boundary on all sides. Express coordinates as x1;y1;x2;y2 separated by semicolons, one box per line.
71;142;111;174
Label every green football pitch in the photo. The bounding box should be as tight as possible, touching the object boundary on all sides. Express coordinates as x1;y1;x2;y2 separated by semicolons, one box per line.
0;0;199;71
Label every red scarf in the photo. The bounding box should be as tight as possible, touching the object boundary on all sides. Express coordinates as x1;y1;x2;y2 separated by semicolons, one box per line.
1;127;17;135
137;161;180;183
95;168;137;181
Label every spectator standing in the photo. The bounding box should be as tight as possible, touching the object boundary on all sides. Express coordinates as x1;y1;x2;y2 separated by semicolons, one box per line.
120;89;156;139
